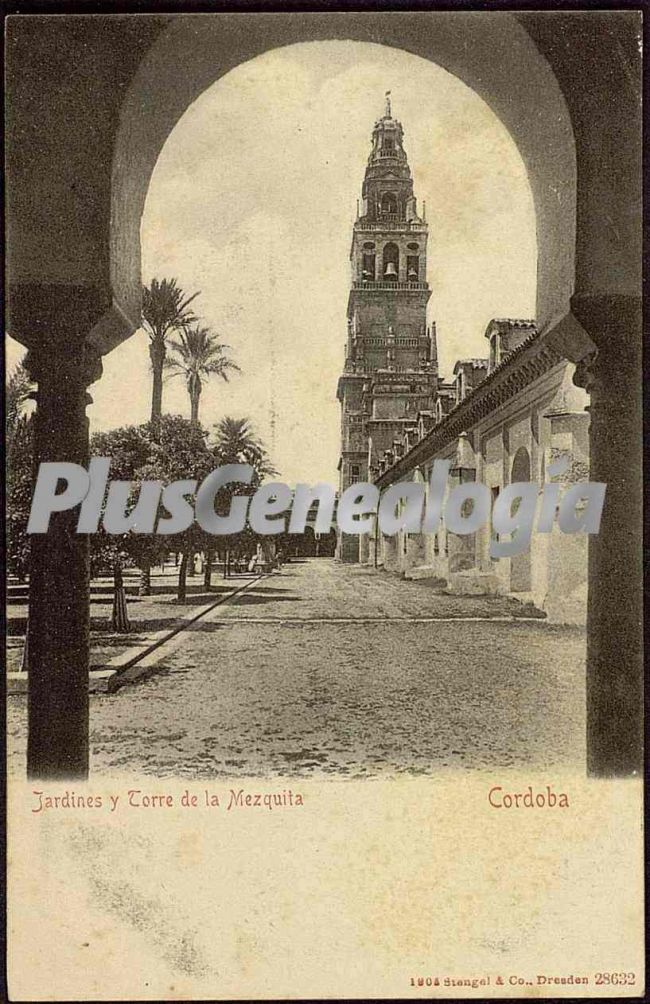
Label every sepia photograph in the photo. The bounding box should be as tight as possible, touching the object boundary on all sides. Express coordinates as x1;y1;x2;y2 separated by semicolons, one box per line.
5;7;644;1001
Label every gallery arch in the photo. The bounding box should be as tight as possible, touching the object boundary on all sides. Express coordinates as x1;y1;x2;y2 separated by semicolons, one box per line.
6;12;641;778
510;446;532;594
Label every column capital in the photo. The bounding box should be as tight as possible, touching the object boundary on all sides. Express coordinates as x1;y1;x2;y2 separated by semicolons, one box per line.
8;280;126;392
570;294;641;406
570;293;641;360
24;342;103;396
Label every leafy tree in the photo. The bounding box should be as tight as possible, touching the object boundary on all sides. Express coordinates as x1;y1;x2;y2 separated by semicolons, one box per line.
141;278;200;436
90;414;279;605
137;415;214;602
91;424;153;481
91;417;215;603
7;362;33;440
6;363;35;582
165;325;240;425
140;413;214;489
90;424;160;597
6;414;33;582
88;528;134;632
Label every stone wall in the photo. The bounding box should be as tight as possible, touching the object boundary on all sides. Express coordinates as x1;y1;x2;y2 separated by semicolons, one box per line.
373;359;590;622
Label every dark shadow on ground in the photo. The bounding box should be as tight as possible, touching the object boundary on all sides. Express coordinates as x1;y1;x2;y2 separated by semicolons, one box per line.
129;582;294;597
90;635;154;646
8;583;238;602
144;583;232;596
126;592;224;607
163;621;248;633
227;594;301;607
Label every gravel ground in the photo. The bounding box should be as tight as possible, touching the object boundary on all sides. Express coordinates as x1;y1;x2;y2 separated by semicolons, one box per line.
7;559;586;777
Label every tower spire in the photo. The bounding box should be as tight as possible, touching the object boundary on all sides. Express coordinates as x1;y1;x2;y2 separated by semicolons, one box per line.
429;322;438;374
384;90;392;118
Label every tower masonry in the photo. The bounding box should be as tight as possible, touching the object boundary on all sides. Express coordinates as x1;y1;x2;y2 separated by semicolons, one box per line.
336;95;439;562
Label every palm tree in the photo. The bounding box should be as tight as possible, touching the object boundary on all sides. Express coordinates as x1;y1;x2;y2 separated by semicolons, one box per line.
165;325;240;425
205;417;276;587
212;416;275;474
141;278;200;436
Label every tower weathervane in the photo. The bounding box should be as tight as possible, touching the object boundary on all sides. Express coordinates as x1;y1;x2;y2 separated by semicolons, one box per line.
385;91;391;117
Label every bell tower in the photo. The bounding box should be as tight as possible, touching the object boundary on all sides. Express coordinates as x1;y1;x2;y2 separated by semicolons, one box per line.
336;95;438;562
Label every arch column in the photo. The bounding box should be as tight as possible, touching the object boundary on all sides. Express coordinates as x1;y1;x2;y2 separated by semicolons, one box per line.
17;288;104;780
358;532;371;565
572;294;643;776
448;435;477;574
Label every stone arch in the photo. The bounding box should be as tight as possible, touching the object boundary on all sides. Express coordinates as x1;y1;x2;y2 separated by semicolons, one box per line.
9;13;642;778
108;13;577;348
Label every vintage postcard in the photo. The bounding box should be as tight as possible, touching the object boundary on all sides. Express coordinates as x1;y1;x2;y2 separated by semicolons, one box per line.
5;7;644;1001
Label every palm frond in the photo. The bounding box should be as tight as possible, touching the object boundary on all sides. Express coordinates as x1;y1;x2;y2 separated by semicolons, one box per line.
141;278;201;343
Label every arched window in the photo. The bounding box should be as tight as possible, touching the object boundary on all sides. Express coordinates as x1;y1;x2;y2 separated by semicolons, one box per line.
511;446;531;484
361;253;375;281
380;192;397;215
509;447;532;592
406;254;419;281
382;241;399;280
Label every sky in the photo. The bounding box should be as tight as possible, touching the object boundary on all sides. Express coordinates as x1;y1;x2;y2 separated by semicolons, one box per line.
7;41;536;485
